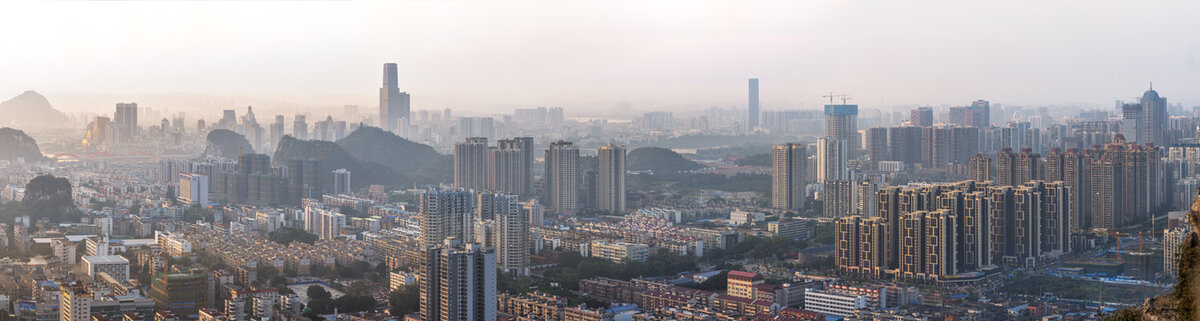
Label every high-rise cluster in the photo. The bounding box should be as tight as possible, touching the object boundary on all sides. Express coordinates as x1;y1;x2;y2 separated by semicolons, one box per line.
866;125;980;170
983;135;1162;230
453;137;536;196
837;180;1070;280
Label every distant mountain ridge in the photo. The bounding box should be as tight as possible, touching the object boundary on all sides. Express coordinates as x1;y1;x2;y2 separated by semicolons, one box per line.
0;91;70;129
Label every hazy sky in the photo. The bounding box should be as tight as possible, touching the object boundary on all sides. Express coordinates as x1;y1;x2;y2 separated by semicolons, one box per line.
2;0;1199;115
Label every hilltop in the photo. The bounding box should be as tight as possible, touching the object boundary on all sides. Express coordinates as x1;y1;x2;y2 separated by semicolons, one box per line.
273;135;401;188
628;147;705;174
0;91;70;129
201;129;255;159
335;126;451;185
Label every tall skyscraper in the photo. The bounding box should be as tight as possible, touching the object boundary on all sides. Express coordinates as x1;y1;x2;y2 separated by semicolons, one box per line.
816;137;849;182
771;143;807;210
825;104;860;152
1140;86;1168;145
380;63;411;132
544;141;580;213
419;187;473;248
114;102;138;143
454;137;489;191
1086;134;1162;230
269;115;285;151
1166;225;1192;282
909;107;934;127
597;144;627;212
867;127;889;170
1015;148;1041;185
971;100;990;128
841;180;1068;279
420;238;497;321
748;78;760;129
968;154;991;182
330;168;351;195
488;137;534;195
293;114;308;140
286;158;323;203
996;148;1016;186
491;193;529;276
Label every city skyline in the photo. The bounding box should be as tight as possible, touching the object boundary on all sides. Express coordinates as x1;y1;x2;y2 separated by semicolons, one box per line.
2;1;1200;114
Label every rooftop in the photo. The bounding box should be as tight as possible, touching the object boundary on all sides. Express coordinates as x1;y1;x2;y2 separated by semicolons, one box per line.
83;255;129;264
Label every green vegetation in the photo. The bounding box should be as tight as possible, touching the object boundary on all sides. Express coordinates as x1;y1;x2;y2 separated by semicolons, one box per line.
627;147;705;174
305;282;378;317
183;206;214;222
1001;276;1171;304
267;227;319;245
388;284;419;316
810;222;834;245
686;270;728;291
734;153;771;167
703;236;806;261
335;126;452;187
6;174;80;223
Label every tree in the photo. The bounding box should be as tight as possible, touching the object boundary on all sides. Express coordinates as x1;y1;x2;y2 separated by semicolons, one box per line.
183;206;213;222
21;174;78;222
268;227;319;245
165;185;177;205
270;275;287;288
334;294;377;313
307;285;332;301
388;284;420;317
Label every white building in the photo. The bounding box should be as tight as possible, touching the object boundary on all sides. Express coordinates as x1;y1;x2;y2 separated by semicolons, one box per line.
803;288;868;317
178;173;209;205
729;210;766;226
83;255;131;282
1166;225;1192;282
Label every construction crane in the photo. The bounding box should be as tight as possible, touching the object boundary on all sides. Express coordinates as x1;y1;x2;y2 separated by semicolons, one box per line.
822;92;853;105
1108;230;1155;262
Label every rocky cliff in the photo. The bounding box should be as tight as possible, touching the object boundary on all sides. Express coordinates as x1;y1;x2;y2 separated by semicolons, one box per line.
1135;189;1200;320
201;129;254;159
0;127;46;162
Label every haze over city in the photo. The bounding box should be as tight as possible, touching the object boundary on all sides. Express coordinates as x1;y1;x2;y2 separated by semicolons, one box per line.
3;2;1200;321
3;0;1200;114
